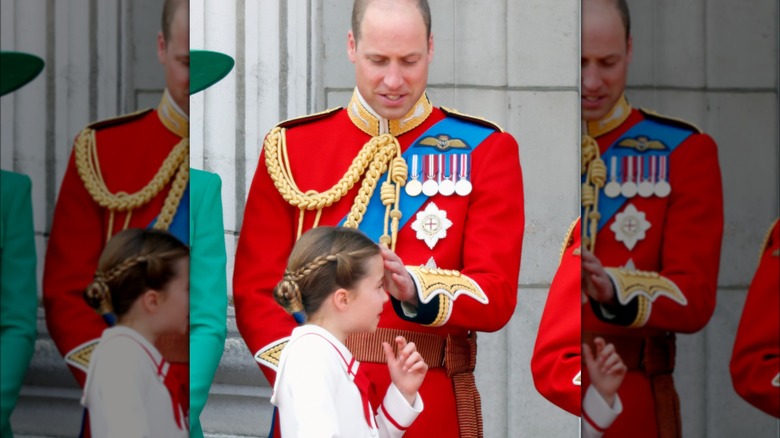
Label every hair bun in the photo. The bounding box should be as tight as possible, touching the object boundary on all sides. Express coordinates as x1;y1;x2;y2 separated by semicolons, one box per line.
273;278;304;315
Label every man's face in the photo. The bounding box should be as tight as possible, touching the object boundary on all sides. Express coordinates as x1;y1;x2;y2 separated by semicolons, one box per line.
347;1;433;120
157;4;189;115
581;0;632;121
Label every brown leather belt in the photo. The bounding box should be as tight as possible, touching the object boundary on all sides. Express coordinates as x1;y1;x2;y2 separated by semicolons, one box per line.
346;328;483;438
583;331;680;438
156;331;189;363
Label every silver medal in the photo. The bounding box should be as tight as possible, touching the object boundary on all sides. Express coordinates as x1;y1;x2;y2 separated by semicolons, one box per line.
604;156;621;198
405;154;422;196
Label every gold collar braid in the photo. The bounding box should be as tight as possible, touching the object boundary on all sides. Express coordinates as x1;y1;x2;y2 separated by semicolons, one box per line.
581;134;606;252
75;129;189;241
264;126;407;250
347;89;432;137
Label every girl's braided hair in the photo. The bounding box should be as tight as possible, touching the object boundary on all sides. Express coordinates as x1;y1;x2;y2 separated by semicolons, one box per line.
274;227;380;319
84;228;189;317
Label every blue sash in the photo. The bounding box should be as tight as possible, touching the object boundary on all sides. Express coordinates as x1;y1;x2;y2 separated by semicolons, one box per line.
584;119;693;231
338;117;494;242
148;184;190;245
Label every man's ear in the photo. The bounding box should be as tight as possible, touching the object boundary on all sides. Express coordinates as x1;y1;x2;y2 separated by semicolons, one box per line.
157;31;166;65
347;30;357;63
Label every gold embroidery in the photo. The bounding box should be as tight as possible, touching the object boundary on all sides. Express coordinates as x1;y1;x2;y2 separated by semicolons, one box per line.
427;295;452;328
558;218;580;264
586;95;631;138
758;218;780;263
606;268;687;317
255;338;289;371
157;90;189;138
629;295;651;328
65;339;99;372
573;371;581;386
347;89;432;137
617;136;666;152
408;266;488;305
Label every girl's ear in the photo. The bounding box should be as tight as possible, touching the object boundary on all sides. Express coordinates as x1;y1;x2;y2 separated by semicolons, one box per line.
332;287;350;311
141;289;161;313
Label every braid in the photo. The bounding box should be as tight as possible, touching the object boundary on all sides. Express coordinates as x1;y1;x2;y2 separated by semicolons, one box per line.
84;255;148;314
84;228;189;319
275;254;341;315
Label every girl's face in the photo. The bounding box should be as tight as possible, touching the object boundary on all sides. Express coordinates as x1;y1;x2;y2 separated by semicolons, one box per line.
157;257;190;335
345;253;389;334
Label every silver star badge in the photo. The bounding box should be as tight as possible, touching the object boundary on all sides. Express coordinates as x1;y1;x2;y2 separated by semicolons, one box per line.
610;203;651;251
411;202;453;249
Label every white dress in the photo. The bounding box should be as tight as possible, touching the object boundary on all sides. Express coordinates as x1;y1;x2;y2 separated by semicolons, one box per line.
81;326;188;438
272;324;423;438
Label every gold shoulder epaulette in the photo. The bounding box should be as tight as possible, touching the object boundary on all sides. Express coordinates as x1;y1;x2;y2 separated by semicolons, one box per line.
758;218;780;262
441;107;503;133
86;108;154;131
558;218;580;265
277;107;342;129
639;108;702;134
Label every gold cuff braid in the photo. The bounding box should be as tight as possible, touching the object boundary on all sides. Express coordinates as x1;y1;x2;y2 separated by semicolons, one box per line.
605;267;687;328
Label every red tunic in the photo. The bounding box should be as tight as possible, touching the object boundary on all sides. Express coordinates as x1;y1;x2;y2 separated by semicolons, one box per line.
531;218;582;416
43;96;189;395
582;97;724;437
730;219;780;418
234;92;524;437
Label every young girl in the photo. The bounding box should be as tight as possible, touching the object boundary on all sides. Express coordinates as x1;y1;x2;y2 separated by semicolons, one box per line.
81;228;189;437
271;226;427;437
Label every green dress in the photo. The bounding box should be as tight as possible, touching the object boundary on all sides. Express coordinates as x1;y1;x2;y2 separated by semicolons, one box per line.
189;168;228;437
0;170;38;437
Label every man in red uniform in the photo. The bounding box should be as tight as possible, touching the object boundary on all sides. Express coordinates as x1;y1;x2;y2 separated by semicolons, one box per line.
233;1;524;436
43;0;191;420
580;0;723;436
730;219;779;418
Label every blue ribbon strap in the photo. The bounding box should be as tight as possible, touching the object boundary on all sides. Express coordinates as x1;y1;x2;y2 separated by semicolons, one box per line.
584;119;693;231
339;117;494;242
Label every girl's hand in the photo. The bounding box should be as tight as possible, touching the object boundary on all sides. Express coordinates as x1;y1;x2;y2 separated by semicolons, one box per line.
383;336;428;405
583;337;627;407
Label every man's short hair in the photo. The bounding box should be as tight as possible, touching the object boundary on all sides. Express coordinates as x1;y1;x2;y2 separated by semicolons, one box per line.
351;0;432;43
161;0;188;43
615;0;631;39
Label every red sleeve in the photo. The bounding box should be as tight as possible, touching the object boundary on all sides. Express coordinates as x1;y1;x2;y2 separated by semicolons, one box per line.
646;133;723;331
730;220;780;418
233;146;298;384
531;219;582;416
43;147;108;387
446;131;524;331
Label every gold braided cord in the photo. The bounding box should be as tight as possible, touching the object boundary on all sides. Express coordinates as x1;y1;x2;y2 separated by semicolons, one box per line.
581;135;606;252
152;144;190;232
265;126;407;249
74;128;189;238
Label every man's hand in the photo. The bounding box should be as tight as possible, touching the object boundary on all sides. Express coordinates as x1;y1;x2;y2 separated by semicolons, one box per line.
380;246;419;306
383;336;428;406
583;337;626;408
581;248;617;305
